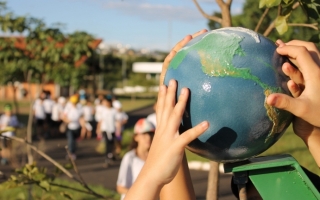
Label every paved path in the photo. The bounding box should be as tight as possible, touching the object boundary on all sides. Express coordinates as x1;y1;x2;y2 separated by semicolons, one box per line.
0;104;236;200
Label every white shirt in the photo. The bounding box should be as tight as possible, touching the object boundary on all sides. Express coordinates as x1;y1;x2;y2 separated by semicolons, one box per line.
95;104;104;122
99;107;117;133
83;105;94;122
116;111;128;131
0;114;19;137
51;103;64;121
117;150;145;200
33;99;46;120
63;104;83;130
43;98;54;114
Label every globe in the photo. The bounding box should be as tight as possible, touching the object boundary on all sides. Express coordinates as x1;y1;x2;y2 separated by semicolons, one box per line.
163;27;293;163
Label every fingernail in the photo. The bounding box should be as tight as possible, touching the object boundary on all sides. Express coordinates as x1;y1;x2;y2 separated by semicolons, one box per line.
169;79;175;86
201;121;209;129
181;88;186;95
267;96;277;106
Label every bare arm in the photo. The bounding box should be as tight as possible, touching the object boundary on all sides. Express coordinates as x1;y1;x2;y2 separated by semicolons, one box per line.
125;81;209;199
160;153;196;200
267;39;320;167
117;185;129;195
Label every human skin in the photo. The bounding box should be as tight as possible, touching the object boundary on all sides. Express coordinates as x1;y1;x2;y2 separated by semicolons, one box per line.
124;80;209;200
267;40;320;167
158;29;208;200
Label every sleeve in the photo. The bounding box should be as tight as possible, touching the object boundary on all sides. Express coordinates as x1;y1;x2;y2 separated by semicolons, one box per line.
10;116;19;127
117;152;133;188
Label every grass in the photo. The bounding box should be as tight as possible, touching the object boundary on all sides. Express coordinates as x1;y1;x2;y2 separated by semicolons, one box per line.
0;99;156;200
185;125;320;176
260;125;320;175
0;178;120;200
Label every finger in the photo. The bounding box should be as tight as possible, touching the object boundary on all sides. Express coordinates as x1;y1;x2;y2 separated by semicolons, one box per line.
177;121;209;147
287;80;302;98
156;85;167;126
161;79;178;125
166;88;189;133
275;39;285;47
172;35;193;53
285;40;320;65
266;93;306;117
282;62;304;87
276;45;319;79
160;50;177;85
191;29;208;39
285;40;319;52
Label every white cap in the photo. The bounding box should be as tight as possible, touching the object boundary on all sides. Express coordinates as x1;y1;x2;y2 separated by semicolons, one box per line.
112;100;122;109
58;96;66;104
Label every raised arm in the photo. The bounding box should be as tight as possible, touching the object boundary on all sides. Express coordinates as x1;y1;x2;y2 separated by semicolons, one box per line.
266;40;320;167
158;29;208;200
124;80;209;200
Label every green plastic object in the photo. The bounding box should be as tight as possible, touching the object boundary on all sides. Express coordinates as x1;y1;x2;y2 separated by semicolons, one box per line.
224;154;320;199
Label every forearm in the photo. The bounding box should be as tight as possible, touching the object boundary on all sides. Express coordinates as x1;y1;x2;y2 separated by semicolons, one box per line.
117;185;129;195
160;152;195;200
125;168;163;200
302;128;320;168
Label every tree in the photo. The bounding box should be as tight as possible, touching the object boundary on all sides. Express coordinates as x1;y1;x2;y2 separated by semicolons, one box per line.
192;0;320;199
0;1;98;165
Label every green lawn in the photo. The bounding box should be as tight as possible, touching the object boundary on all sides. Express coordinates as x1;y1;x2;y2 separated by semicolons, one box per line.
185;125;320;176
0;178;120;200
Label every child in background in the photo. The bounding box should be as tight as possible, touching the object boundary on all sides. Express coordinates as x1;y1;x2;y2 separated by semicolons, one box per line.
116;118;155;200
0;104;19;165
51;96;66;135
62;95;83;160
113;100;128;158
97;97;118;166
80;99;94;140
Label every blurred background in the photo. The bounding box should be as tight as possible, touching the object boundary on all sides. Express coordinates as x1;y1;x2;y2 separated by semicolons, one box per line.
0;0;319;199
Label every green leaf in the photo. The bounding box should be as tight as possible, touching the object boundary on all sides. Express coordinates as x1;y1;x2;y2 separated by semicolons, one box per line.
275;15;288;35
259;0;281;8
60;192;72;199
39;180;50;191
0;127;15;134
16;192;26;200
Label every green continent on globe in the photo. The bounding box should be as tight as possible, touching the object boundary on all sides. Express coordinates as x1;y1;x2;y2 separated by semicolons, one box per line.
169;31;286;142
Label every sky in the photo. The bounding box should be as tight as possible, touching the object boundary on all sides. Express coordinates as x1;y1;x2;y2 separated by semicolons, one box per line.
6;0;245;52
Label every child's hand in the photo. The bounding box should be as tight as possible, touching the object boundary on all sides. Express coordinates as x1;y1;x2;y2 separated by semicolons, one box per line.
267;40;320;128
267;40;320;167
146;80;209;186
159;29;207;86
125;80;209;199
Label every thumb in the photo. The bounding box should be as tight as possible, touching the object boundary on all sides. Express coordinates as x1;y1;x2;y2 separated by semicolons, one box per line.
266;93;300;116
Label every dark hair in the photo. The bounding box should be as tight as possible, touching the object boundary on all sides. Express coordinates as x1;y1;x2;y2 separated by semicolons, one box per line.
129;132;154;150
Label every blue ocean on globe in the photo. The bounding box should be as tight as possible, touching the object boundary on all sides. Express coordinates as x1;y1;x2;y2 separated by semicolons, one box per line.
163;27;293;162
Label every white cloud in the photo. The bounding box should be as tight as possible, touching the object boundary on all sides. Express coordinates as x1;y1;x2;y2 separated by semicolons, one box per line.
102;1;206;22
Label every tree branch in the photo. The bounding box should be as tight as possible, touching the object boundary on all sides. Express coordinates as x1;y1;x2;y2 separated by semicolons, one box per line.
65;146;105;199
192;0;222;23
263;2;300;37
288;23;318;30
226;0;233;6
7;136;74;179
1;135;106;199
255;8;270;32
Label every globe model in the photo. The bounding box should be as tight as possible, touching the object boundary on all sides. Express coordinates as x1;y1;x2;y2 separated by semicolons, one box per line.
163;27;293;163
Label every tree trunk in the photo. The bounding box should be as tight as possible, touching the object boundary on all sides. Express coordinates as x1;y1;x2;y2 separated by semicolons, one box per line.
26;70;34;164
206;161;220;200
